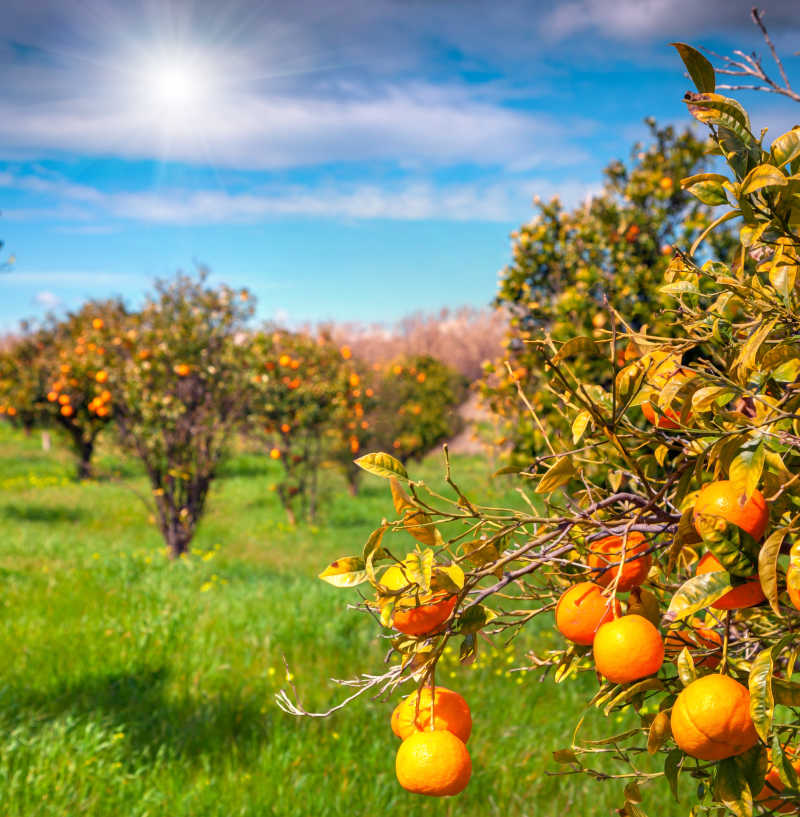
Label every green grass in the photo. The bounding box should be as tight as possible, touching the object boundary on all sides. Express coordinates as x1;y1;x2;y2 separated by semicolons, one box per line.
0;426;686;816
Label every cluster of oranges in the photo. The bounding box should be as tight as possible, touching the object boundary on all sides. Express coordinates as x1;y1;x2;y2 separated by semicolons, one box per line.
378;562;471;797
553;476;800;801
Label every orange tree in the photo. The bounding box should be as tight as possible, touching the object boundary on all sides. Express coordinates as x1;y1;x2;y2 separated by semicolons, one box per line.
480;120;736;467
0;304;120;477
284;44;800;815
101;273;254;557
368;355;467;462
247;329;362;522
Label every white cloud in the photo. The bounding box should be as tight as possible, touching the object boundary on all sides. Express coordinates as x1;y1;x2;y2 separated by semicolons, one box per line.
0;79;587;171
0;169;595;224
32;290;63;309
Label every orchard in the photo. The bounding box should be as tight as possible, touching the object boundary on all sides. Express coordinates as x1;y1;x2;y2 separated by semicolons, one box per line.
306;33;800;817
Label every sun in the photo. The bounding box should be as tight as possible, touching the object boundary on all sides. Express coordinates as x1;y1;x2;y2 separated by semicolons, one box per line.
139;48;214;115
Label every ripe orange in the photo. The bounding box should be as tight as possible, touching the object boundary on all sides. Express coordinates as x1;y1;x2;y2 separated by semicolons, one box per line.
693;480;769;542
593;615;664;684
92;318;104;330
395;730;471;797
665;621;722;669
174;363;191;377
269;448;281;460
60;405;73;417
587;532;651;591
47;391;58;402
787;566;800;611
641;368;692;429
756;746;800;814
391;687;471;743
95;370;108;383
671;674;759;761
381;564;457;637
696;553;765;610
555;582;621;646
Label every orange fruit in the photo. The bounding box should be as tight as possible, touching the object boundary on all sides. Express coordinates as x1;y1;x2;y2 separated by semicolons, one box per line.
269;448;281;460
60;405;73;417
693;480;769;542
756;746;800;814
391;687;471;743
395;730;471;797
555;582;621;646
47;391;58;402
381;564;457;637
92;318;104;330
696;553;765;610
787;566;800;611
641;368;692;429
671;674;759;761
95;370;108;383
587;532;651;591
593;615;664;684
174;363;191;377
665;621;722;669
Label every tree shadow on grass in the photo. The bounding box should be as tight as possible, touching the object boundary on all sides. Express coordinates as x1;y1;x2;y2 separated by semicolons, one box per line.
0;503;86;524
0;666;275;761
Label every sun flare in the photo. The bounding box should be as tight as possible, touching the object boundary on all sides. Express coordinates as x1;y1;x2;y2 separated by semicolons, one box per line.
139;49;213;114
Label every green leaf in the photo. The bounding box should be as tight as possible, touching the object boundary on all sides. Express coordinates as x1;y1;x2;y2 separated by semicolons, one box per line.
771;128;800;168
454;603;497;634
773;678;800;707
686;180;729;206
362;525;388;583
748;648;774;743
714;757;754;817
623;780;643;804
676;647;696;687
430;563;465;595
664;749;682;802
402;549;434;592
740;163;788;195
535;456;575;494
660;279;700;297
664;571;732;622
758;527;786;616
318;556;368;587
354;452;408;481
685;93;752;142
672;43;715;93
729;442;765;502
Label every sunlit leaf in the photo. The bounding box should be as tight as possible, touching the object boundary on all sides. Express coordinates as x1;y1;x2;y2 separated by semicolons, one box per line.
535;456;575;494
665;572;732;622
318;556;368;587
749;649;774;743
758;528;786;616
740;164;788;195
354;451;408;481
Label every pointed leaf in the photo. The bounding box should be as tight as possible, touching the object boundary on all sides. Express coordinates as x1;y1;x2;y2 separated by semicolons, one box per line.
676;647;696;687
455;604;497;634
664;571;732;622
647;710;672;755
672;43;715;93
354;452;408;481
714;757;754;817
758;528;786;616
572;409;592;444
318;556;368;587
749;648;774;743
740;164;788;195
664;749;682;802
729;442;765;501
535;456;575;494
771;128;800;168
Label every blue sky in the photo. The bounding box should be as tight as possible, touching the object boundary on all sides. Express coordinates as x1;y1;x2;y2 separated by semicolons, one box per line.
1;0;798;330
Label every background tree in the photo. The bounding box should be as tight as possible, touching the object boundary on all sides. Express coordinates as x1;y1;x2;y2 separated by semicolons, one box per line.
480;121;736;466
103;273;254;557
367;354;467;462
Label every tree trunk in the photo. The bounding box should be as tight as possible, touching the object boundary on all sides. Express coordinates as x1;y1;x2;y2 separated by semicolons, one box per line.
76;438;94;480
165;524;192;559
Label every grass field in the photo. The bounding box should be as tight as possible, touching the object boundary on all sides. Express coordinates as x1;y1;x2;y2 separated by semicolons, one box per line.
0;426;686;816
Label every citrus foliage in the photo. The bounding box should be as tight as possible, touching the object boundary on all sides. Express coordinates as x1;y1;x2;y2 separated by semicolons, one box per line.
480;121;736;465
247;330;374;521
312;47;800;815
368;355;467;462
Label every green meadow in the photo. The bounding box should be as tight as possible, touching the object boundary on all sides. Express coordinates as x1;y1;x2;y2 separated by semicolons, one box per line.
0;426;684;816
